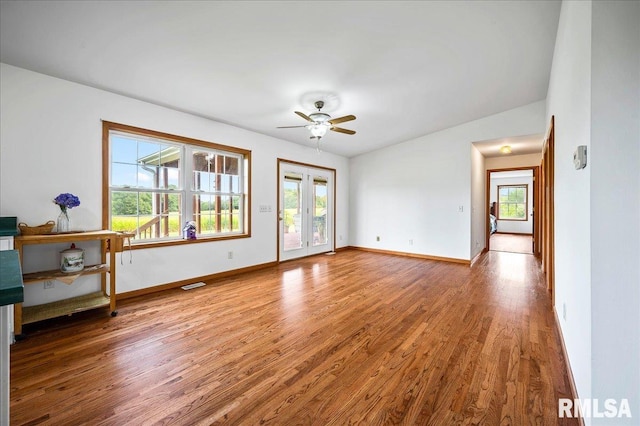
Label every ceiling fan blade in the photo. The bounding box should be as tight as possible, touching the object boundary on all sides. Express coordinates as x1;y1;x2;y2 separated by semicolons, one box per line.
330;126;356;135
328;115;356;125
295;111;313;122
277;125;308;129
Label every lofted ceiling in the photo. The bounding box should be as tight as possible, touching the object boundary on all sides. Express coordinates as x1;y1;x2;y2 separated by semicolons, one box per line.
0;1;560;158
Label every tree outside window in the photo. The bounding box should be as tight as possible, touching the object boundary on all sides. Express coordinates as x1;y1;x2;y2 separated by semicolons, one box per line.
498;185;528;221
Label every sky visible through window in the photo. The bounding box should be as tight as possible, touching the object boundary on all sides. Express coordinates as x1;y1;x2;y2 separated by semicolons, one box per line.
111;135;180;188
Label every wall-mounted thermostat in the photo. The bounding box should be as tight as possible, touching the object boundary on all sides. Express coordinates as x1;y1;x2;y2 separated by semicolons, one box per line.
574;145;587;170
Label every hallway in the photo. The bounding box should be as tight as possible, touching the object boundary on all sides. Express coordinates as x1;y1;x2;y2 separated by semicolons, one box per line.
490;233;533;254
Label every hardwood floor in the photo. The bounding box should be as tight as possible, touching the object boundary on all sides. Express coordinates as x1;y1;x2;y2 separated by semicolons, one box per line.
10;249;578;425
490;233;533;255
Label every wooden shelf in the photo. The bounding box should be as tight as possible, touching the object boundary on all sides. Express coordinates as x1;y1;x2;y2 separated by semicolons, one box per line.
22;292;110;325
13;230;118;336
22;264;110;284
14;230;116;244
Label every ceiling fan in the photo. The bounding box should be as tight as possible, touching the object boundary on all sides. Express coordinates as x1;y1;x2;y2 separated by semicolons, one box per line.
277;101;356;142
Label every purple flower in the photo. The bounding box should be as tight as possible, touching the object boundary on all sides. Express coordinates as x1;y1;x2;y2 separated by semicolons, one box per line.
54;193;81;212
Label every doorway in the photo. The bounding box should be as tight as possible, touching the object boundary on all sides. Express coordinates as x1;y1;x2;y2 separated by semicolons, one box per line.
540;116;555;304
278;160;335;261
486;167;539;255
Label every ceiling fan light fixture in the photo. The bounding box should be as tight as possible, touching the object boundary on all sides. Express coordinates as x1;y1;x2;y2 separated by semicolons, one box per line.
500;145;512;154
309;123;329;138
309;112;331;123
278;100;356;143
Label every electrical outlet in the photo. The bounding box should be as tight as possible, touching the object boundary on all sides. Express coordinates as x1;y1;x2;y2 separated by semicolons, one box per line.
339;235;343;241
228;251;233;259
44;281;54;289
376;236;380;242
563;303;567;321
409;239;413;245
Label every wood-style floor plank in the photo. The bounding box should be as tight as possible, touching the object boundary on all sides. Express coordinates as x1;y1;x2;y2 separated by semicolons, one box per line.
10;249;578;425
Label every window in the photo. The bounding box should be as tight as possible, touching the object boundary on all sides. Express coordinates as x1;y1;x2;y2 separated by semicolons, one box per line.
497;184;528;221
103;121;250;246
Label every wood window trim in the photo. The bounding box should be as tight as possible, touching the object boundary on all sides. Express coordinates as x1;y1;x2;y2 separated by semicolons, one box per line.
102;121;252;249
497;184;528;222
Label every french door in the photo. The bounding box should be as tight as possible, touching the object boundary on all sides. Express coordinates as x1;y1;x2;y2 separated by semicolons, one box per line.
278;161;334;261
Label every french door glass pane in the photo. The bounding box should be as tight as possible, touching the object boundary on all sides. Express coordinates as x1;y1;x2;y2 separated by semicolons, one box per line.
284;174;303;251
313;177;327;246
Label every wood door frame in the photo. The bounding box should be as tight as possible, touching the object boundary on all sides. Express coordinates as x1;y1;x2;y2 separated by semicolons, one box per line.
540;116;555;304
277;159;337;262
485;166;539;253
533;166;540;257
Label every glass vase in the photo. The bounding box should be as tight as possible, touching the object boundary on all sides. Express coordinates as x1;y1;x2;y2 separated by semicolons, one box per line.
57;210;70;233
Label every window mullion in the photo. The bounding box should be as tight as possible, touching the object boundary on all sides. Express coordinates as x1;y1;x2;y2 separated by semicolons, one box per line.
183;145;193;224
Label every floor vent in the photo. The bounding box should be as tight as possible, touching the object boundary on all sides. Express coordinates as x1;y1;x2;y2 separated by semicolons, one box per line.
181;282;206;290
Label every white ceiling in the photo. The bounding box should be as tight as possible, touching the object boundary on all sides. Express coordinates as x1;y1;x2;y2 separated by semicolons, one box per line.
490;169;534;179
473;133;544;158
0;1;561;158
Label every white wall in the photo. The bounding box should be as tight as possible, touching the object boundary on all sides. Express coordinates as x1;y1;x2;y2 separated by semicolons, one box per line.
546;0;593;411
0;64;350;305
590;1;640;422
485;152;541;170
547;1;640;423
349;100;545;261
470;145;486;258
489;173;533;234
